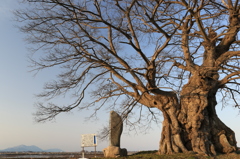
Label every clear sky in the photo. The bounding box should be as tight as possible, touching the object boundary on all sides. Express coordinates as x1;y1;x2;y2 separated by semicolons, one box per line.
0;0;239;152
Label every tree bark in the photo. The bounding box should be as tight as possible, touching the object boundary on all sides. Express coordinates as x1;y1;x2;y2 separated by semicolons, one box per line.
156;94;188;154
158;75;237;156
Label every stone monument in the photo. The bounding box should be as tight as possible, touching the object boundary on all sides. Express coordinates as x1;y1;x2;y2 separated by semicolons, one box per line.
103;111;128;157
110;111;123;147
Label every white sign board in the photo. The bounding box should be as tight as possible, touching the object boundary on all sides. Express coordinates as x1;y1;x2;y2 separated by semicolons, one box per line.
81;134;97;147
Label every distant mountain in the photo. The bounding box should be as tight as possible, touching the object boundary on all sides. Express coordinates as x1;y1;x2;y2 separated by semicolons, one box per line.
0;145;63;152
1;145;42;152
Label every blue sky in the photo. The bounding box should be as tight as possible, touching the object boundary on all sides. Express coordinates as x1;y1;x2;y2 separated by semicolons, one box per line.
0;0;161;152
0;0;239;152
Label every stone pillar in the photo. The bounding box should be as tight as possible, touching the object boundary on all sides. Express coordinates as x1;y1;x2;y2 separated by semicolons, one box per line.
103;111;128;158
110;111;123;147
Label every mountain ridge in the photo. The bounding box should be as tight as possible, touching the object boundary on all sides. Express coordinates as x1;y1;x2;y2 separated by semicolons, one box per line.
0;145;63;152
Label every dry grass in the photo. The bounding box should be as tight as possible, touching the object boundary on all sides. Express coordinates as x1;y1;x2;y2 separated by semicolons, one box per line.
1;151;239;159
93;150;240;159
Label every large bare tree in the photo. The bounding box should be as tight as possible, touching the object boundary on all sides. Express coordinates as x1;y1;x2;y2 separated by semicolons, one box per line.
16;0;240;156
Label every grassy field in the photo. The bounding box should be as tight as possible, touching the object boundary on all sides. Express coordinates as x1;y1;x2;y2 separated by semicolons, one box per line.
94;150;240;159
1;151;240;159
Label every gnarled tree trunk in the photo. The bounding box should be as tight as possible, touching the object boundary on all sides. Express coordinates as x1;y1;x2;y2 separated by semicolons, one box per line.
157;74;237;155
156;94;188;154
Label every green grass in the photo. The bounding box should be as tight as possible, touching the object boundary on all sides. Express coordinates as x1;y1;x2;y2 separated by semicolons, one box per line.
94;150;240;159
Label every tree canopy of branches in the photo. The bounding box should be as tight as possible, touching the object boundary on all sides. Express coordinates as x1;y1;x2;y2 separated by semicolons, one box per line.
16;0;240;156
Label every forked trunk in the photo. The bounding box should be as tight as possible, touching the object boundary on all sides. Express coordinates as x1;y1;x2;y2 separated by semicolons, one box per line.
158;75;237;155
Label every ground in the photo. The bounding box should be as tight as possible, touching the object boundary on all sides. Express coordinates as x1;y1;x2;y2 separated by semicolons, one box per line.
94;150;240;159
1;150;240;159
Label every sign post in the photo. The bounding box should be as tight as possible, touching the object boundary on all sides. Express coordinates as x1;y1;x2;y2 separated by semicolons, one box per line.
80;134;97;159
94;135;97;157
